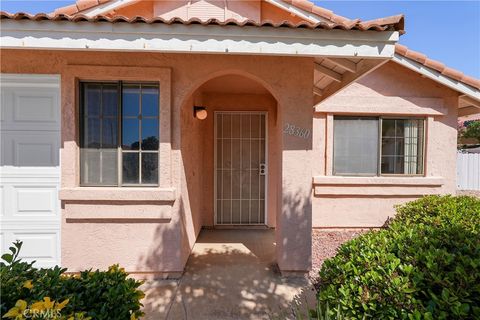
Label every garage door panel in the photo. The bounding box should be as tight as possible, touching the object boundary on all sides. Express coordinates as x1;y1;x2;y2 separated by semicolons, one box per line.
13;91;59;123
0;74;61;268
1;131;60;167
0;185;3;217
14;186;58;217
1;171;60;223
4;231;60;267
0;232;4;254
1;82;60;131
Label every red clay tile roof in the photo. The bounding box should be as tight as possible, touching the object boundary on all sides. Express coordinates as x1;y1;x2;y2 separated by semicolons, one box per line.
51;0;404;33
0;11;403;32
282;0;405;32
54;0;109;15
1;11;476;91
395;44;480;89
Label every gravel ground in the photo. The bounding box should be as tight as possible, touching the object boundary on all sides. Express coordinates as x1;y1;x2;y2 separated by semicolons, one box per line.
457;190;480;197
310;229;368;278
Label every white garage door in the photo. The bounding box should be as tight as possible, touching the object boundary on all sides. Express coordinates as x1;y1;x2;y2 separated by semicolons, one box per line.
0;74;61;268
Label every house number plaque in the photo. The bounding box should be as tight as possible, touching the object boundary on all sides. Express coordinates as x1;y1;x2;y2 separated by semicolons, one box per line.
283;123;310;139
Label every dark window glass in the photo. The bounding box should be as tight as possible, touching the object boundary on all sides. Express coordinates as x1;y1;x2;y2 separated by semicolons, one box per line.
102;119;117;149
122;118;140;150
122;85;140;117
122;152;139;184
102;85;118;117
142;118;159;150
85;118;101;148
142;86;159;117
142;153;158;184
85;84;101;117
80;82;159;186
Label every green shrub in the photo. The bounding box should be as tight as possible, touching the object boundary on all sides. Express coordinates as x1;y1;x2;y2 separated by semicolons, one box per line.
296;303;351;320
1;241;145;319
316;195;480;319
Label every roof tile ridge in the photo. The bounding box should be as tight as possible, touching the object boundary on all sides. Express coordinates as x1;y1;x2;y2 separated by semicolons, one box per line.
395;44;480;89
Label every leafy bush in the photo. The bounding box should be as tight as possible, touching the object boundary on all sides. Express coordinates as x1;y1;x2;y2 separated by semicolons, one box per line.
2;297;89;320
1;241;145;319
461;120;480;143
316;195;480;319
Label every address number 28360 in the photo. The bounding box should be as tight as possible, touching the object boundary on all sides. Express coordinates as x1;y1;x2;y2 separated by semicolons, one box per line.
283;123;310;139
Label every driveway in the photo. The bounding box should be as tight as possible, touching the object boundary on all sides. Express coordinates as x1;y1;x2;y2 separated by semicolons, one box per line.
141;229;314;320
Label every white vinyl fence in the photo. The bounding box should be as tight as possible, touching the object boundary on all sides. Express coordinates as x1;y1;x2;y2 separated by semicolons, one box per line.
457;152;480;190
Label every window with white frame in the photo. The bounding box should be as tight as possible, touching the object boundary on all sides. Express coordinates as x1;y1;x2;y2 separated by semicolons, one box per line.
80;82;160;186
333;116;425;176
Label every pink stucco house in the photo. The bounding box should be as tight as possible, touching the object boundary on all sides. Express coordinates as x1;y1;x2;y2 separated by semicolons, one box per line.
1;0;479;277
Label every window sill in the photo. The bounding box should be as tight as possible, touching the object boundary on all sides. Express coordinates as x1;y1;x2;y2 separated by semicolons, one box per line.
312;176;445;196
59;187;176;202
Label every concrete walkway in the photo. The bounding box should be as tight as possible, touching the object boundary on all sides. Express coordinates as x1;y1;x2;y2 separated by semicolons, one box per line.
142;229;314;320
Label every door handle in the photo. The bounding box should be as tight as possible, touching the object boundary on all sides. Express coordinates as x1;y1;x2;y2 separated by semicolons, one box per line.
259;163;267;176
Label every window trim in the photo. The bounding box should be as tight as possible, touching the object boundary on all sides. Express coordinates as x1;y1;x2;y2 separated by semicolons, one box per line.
79;80;160;187
332;115;426;177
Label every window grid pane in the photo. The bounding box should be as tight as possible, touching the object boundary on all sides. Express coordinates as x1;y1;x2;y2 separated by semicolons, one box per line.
81;83;119;185
380;119;424;175
80;82;159;187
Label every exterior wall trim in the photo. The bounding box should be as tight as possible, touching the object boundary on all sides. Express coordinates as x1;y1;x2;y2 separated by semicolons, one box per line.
63;202;174;220
313;176;445;196
315;96;447;115
313;187;443;196
312;176;445;186
60;64;172;193
59;187;176;201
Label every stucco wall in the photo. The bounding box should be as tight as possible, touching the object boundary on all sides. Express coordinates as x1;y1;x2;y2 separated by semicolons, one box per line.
0;49;461;274
178;92;204;266
312;61;459;228
0;49;314;275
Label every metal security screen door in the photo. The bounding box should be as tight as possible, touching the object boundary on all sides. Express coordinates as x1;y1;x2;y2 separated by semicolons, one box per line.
215;112;267;225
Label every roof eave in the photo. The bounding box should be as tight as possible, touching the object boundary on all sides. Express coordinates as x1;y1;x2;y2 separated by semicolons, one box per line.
0;18;399;59
393;53;480;103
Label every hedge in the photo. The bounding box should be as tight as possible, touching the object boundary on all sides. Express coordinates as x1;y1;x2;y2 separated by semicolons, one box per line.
315;195;480;319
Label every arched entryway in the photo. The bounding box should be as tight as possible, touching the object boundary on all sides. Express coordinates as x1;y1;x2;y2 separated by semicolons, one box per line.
180;72;281;234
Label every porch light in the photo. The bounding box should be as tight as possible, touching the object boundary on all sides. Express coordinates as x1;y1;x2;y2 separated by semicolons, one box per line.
194;106;208;120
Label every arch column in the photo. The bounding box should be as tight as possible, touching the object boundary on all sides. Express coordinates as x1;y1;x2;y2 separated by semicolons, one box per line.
275;76;313;276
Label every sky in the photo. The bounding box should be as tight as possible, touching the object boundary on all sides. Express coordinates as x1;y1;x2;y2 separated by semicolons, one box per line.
0;0;479;78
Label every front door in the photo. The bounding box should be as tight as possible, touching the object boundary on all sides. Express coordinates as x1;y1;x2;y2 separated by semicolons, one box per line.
214;112;267;225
